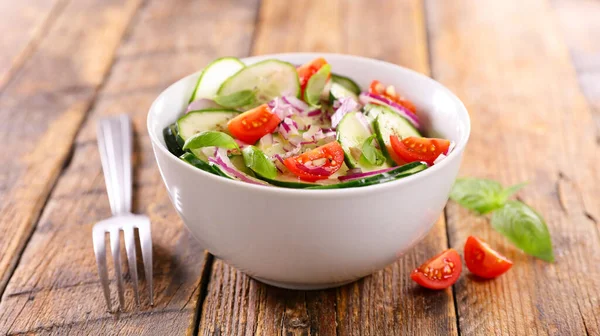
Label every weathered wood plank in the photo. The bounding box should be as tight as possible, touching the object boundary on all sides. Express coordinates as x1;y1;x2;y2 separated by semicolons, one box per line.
0;0;260;335
427;0;600;334
0;0;142;298
199;1;458;335
0;0;64;89
553;0;600;143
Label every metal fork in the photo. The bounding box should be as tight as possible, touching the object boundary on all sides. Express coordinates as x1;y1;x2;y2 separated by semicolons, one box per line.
93;115;153;312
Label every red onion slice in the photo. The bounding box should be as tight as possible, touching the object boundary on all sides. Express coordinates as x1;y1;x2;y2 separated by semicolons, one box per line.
358;92;420;129
269;96;310;119
208;151;268;186
307;109;322;117
259;133;273;147
338;166;399;181
294;161;331;176
282;96;309;112
331;97;360;129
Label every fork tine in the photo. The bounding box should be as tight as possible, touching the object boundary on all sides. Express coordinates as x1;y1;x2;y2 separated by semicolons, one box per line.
123;225;140;306
92;226;111;312
110;228;126;310
137;221;154;306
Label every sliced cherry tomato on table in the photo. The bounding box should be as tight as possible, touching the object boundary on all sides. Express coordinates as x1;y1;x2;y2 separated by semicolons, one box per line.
297;58;329;97
390;135;450;166
228;104;281;144
464;236;513;279
283;141;344;182
411;248;462;290
369;80;416;113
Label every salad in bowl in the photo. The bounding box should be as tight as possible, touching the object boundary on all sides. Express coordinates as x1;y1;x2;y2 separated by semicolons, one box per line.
163;57;454;189
148;53;469;289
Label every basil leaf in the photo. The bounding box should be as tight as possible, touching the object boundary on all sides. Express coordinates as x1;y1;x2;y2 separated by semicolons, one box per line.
215;89;256;108
360;134;385;166
491;200;554;262
450;178;505;214
182;131;239;151
242;145;278;179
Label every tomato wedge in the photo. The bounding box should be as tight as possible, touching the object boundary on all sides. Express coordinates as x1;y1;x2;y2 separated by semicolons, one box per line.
464;236;513;279
228;104;280;144
369;80;416;113
283;141;344;182
390;135;450;166
297;58;328;96
411;248;462;290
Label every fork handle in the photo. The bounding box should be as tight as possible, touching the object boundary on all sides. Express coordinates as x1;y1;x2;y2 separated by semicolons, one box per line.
97;115;133;215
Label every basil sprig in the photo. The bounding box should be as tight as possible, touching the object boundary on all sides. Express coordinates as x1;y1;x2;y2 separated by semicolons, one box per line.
360;134;385;166
450;178;525;214
242;146;278;179
182;131;239;151
491;201;554;262
450;178;553;261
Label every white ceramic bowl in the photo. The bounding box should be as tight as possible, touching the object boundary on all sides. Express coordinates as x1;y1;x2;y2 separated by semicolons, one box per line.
147;53;470;290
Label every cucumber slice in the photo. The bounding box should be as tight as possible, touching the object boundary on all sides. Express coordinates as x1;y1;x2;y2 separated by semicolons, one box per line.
177;110;240;141
331;73;361;95
163;123;184;157
373;108;422;165
305;64;331;107
336;111;389;171
254;172;318;188
189;57;245;103
180;152;221;175
217;60;300;109
329;82;359;103
308;162;427;189
230;154;256;176
177;109;240;159
363;103;386;122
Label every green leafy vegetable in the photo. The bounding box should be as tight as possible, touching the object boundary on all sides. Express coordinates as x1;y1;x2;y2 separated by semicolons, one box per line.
450;178;528;215
450;177;553;262
182;131;239;151
360;134;385;166
450;178;505;214
242;146;278;179
215;89;256;108
491;200;554;262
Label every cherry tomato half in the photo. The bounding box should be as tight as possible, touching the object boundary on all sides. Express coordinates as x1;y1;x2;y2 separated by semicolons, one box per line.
228;104;281;144
390;135;450;166
283;141;344;182
297;58;329;96
369;80;416;113
464;236;513;279
411;248;462;290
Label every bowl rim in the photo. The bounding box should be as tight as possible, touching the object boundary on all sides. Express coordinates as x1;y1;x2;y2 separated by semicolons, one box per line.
147;52;470;198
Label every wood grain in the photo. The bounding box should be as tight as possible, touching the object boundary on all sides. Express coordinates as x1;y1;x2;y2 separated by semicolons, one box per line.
198;1;458;335
0;0;142;298
427;0;600;334
0;0;65;89
553;0;600;143
0;0;260;335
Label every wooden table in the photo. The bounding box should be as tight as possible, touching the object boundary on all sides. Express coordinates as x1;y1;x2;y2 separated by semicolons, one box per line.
0;0;598;335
